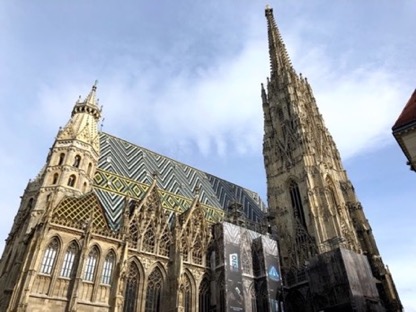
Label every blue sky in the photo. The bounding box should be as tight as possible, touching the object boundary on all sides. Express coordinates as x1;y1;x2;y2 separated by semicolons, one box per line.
0;1;415;309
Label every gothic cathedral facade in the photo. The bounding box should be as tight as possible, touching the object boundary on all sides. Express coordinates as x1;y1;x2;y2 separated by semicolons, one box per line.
0;6;402;312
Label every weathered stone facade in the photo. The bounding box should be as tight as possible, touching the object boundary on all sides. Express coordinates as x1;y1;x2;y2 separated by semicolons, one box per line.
0;6;404;312
262;6;402;312
0;81;276;312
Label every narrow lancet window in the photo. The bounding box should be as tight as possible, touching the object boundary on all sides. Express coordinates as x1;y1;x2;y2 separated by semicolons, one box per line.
289;181;307;228
58;153;65;166
40;238;59;275
145;268;163;312
101;252;115;284
60;242;78;278
73;155;81;168
52;173;59;184
68;175;76;187
199;277;210;312
83;247;99;281
123;262;140;312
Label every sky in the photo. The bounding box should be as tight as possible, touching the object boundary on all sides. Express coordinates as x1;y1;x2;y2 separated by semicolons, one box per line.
0;0;415;309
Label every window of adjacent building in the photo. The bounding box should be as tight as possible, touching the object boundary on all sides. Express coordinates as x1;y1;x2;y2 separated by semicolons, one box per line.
83;247;99;282
145;268;163;312
101;252;115;284
123;262;140;312
52;173;59;185
73;155;81;168
68;175;76;187
60;242;78;278
40;238;59;275
58;153;65;166
289;181;307;228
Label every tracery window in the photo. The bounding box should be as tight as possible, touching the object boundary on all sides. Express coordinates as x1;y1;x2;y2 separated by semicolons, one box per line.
289;181;307;228
83;247;99;282
60;242;78;278
101;252;115;284
192;241;203;265
129;220;139;249
73;155;81;168
58;153;65;166
158;228;170;256
142;226;155;253
183;275;192;312
199;277;210;312
145;268;163;312
40;238;59;275
123;262;140;312
68;175;76;187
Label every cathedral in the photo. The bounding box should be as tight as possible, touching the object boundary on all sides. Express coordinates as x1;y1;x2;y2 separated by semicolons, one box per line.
0;6;402;312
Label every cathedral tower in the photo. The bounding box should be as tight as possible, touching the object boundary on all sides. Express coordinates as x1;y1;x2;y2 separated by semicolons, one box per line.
0;83;101;310
262;6;401;312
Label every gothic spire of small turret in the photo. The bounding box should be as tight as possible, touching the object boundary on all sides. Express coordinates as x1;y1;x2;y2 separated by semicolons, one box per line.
71;81;101;120
265;5;294;77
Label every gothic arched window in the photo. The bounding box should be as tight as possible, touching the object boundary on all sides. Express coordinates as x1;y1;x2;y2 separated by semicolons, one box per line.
83;246;99;281
123;262;140;312
145;268;163;312
199;277;210;312
101;252;115;284
52;173;59;184
40;238;59;275
183;274;192;312
73;155;81;168
58;153;65;166
60;242;78;278
68;175;76;187
289;181;307;228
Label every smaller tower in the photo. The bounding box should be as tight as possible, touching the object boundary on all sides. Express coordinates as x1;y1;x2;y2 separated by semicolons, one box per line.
0;83;101;310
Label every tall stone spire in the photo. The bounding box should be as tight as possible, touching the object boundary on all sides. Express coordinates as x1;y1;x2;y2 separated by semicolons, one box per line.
262;6;402;312
265;6;294;78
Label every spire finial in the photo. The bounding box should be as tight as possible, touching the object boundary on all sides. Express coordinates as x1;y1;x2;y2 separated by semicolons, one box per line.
265;6;294;77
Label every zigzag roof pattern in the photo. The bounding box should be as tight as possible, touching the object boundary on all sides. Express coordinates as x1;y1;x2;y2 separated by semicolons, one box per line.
94;132;266;230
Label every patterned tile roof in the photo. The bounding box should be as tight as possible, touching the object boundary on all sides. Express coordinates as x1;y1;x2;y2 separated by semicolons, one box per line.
94;133;267;230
